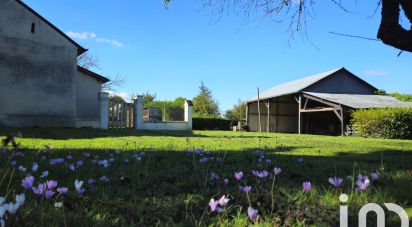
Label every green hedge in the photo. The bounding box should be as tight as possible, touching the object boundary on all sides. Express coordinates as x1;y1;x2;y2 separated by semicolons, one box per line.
351;108;412;139
192;118;232;130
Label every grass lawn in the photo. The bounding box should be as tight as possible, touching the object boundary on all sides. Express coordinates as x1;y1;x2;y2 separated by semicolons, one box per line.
1;129;411;226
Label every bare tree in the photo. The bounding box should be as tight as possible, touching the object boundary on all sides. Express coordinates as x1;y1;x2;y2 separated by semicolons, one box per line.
77;52;100;70
164;0;412;53
102;73;125;92
77;52;126;91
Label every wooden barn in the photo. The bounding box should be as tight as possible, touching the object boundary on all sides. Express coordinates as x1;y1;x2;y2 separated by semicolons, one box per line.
246;68;412;135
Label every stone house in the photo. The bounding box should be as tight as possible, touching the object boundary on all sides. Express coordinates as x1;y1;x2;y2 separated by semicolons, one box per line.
0;0;109;128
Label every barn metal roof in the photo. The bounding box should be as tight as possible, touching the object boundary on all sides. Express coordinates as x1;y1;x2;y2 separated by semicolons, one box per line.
248;68;344;102
304;92;412;109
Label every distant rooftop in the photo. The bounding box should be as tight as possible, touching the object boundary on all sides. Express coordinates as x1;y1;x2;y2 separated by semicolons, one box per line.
248;68;344;102
304;92;412;109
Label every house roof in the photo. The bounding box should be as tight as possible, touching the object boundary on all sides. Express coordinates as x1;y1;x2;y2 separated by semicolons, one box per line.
247;67;377;102
77;66;110;83
303;92;412;109
15;0;87;55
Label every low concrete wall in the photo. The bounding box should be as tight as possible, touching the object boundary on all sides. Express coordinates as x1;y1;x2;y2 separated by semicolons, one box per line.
140;122;190;131
134;96;193;131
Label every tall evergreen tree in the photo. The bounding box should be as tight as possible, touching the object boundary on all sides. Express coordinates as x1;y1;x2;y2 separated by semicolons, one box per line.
193;82;219;117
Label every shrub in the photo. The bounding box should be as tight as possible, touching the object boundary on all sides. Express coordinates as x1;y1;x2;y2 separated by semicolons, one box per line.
351;108;412;139
193;117;232;130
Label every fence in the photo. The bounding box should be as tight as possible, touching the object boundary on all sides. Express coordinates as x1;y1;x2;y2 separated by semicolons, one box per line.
109;101;135;129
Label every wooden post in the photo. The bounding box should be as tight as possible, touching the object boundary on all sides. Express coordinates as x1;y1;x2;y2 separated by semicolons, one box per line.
110;100;113;129
276;98;279;133
266;100;270;132
120;103;124;129
257;87;262;132
340;107;344;136
298;95;302;134
245;104;249;125
115;103;119;129
129;104;132;128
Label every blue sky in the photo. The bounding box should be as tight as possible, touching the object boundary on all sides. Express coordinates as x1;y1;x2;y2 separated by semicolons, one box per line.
24;0;411;112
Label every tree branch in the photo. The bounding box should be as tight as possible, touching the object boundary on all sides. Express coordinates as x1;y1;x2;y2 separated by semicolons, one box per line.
377;0;412;52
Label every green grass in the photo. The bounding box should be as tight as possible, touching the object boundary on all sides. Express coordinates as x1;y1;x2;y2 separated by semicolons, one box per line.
1;129;411;226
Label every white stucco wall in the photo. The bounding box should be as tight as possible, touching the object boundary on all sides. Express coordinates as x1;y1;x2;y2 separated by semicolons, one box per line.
76;71;102;120
0;0;78;127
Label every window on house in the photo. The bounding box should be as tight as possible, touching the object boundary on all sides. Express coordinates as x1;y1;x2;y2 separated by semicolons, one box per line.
31;23;35;33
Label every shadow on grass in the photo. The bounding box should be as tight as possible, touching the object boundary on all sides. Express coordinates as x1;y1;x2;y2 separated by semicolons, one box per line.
0;128;276;140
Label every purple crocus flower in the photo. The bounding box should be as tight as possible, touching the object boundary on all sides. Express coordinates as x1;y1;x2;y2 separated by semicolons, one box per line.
77;188;86;195
223;178;229;185
356;175;370;191
10;160;17;166
210;172;219;180
32;183;46;195
297;158;304;164
303;181;312;192
274;167;282;175
66;155;73;160
371;172;379;182
21;175;34;190
46;180;58;190
328;177;343;187
241;186;252;193
199;157;208;164
45;190;55;199
49;158;65;166
87;179;95;185
247;207;258;221
252;170;269;178
100;176;109;182
209;198;219;212
255;150;264;156
234;172;244;181
57;187;68;194
218;195;229;207
76;160;84;168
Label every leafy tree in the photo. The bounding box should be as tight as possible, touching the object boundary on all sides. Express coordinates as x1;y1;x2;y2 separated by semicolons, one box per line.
374;89;388;95
163;0;412;52
225;100;247;120
143;91;157;104
375;89;412;102
109;95;126;103
193;82;220;117
145;97;187;121
390;92;412;102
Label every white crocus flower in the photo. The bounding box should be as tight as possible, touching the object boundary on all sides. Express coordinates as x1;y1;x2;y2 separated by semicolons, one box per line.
15;194;25;206
74;180;83;191
31;162;38;172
